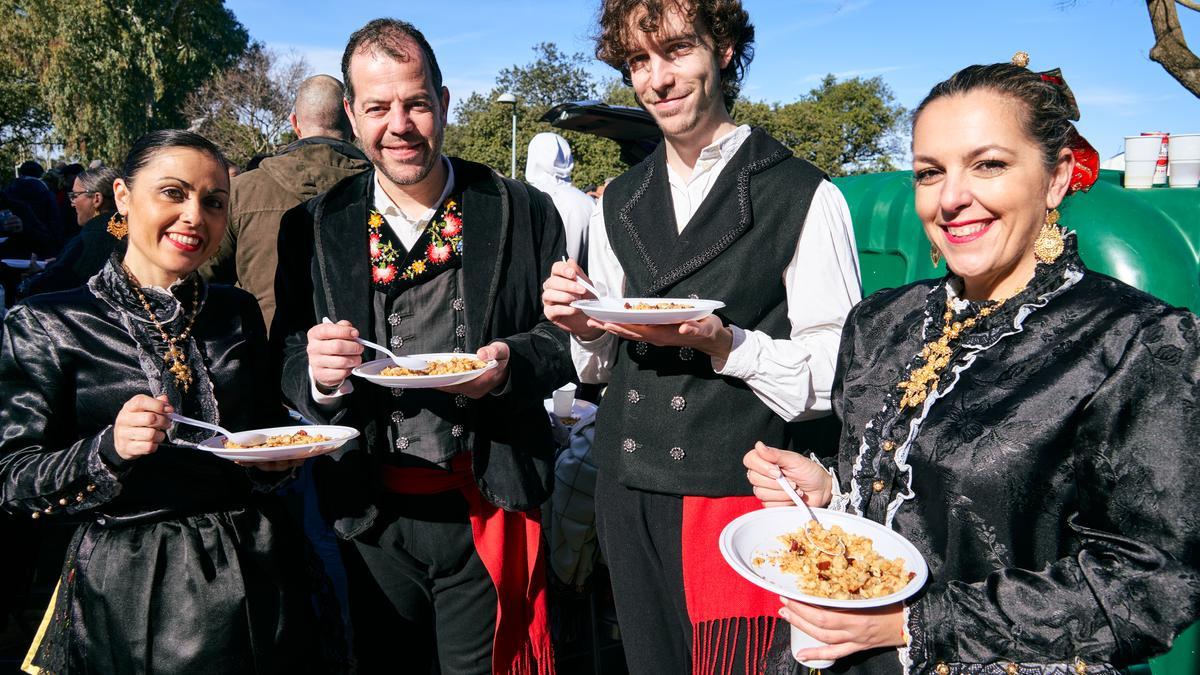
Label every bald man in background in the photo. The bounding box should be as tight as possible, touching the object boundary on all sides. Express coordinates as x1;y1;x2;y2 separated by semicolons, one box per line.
202;74;371;330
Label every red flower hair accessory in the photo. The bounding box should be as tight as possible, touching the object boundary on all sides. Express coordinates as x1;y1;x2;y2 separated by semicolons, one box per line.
1012;53;1100;194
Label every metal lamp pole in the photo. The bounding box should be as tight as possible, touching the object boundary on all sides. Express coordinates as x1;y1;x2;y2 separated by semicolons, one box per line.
496;92;517;178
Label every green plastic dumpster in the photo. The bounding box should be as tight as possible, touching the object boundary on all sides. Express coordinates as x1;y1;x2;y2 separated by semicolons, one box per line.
831;169;1199;675
832;169;1199;307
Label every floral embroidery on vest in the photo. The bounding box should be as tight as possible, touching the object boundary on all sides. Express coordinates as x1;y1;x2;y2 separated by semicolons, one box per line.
368;196;464;289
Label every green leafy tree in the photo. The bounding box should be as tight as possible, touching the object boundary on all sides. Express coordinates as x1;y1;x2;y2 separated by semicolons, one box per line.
444;44;905;183
0;2;52;171
496;42;596;108
443;43;629;189
8;0;248;164
733;75;907;176
601;78;641;109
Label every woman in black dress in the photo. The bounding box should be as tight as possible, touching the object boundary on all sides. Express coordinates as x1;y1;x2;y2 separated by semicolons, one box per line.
744;58;1200;673
17;166;124;300
1;130;320;673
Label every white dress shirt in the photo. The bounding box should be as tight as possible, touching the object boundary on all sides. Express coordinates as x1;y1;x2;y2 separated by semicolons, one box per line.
372;159;456;251
572;125;862;422
310;159;456;404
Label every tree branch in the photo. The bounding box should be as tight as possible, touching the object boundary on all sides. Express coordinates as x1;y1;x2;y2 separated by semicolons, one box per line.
1177;0;1200;13
1147;0;1200;97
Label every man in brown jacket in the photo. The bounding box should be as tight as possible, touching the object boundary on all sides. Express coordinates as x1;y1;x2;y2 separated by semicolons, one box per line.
202;74;370;329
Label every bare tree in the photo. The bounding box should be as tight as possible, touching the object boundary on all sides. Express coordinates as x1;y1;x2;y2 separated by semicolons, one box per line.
1146;0;1200;97
183;42;310;166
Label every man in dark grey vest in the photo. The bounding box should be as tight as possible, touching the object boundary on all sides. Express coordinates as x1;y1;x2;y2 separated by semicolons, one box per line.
272;18;571;674
542;1;862;673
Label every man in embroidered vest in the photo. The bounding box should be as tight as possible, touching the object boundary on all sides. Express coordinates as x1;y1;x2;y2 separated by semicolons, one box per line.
272;18;572;675
541;1;862;673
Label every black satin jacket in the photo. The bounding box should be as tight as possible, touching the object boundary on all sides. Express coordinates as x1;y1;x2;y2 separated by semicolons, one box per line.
828;240;1200;674
0;261;320;673
0;261;288;519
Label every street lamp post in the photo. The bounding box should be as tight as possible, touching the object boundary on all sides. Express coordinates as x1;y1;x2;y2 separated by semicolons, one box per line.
496;92;517;178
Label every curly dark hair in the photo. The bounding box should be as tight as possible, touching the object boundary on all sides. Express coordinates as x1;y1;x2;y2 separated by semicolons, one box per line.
913;63;1076;172
595;0;754;111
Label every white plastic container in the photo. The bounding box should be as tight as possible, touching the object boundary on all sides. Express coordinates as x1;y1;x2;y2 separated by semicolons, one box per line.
1168;133;1200;161
1141;132;1170;184
1168;160;1200;189
1124;160;1158;189
552;383;577;418
1126;134;1166;160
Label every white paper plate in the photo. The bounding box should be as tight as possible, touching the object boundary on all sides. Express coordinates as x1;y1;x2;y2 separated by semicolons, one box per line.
570;298;724;325
352;353;498;389
196;424;359;462
2;258;50;270
719;506;928;609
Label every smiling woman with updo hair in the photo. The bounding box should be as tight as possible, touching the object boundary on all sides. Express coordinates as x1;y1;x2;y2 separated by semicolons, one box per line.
744;55;1200;673
0;130;327;673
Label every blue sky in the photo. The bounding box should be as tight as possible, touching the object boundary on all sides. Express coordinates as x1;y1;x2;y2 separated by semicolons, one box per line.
226;0;1199;161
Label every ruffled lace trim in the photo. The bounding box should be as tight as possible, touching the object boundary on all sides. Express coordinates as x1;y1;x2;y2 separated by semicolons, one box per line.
809;452;852;513
898;602;914;675
848;234;1086;526
86;256;221;438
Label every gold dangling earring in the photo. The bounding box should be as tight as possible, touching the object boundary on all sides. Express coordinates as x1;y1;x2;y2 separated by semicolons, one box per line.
107;212;128;239
1034;208;1064;264
930;244;941;267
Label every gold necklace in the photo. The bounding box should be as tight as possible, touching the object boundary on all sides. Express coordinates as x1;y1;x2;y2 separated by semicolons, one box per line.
120;264;204;392
895;291;1020;410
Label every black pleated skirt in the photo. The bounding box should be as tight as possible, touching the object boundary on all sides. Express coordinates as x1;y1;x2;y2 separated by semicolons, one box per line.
24;502;325;674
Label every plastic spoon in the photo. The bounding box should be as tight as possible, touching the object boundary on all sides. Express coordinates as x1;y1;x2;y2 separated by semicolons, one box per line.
321;317;429;370
776;475;823;525
560;256;619;306
777;476;846;556
169;413;267;446
776;475;840;669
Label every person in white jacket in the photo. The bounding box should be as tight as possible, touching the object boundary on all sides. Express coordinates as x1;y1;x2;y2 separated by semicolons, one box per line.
525;132;594;262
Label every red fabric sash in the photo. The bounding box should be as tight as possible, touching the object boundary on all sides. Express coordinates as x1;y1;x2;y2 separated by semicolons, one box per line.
380;456;554;675
682;496;781;674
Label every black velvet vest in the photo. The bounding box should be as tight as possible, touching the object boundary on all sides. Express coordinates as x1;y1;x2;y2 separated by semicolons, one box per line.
369;265;472;467
594;128;826;496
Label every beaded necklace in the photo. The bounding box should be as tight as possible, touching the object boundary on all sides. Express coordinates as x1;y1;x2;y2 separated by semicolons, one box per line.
895;290;1021;410
120;263;205;392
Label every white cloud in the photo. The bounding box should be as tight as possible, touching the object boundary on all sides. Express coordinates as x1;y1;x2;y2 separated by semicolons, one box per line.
1074;88;1175;116
273;44;344;80
772;0;873;32
430;30;498;49
802;65;906;83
